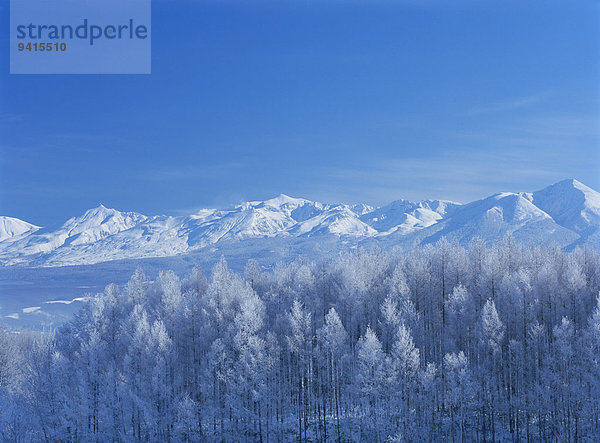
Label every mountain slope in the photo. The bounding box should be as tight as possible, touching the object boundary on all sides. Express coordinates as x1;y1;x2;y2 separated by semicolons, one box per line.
0;216;40;242
530;179;600;250
361;199;460;235
402;192;579;248
0;205;147;265
292;205;377;237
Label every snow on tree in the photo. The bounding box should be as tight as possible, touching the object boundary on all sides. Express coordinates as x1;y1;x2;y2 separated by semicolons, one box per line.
1;243;599;441
479;298;505;355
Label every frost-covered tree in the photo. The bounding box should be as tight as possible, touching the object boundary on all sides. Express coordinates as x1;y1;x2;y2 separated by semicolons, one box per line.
479;298;505;356
355;326;388;439
1;243;599;441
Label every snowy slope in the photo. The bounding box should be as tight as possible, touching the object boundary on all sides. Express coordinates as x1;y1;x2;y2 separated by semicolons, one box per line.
361;199;460;235
34;214;189;267
0;205;147;265
531;179;600;231
0;179;598;266
403;192;579;247
0;216;40;242
291;205;377;237
186;194;314;245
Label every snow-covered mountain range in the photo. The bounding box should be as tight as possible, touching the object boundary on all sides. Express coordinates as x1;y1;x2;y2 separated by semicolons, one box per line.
1;179;598;267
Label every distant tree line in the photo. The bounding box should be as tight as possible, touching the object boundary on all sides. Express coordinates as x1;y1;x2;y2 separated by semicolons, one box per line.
1;237;600;441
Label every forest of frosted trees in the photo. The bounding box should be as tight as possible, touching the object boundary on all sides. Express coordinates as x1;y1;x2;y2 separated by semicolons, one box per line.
1;238;600;442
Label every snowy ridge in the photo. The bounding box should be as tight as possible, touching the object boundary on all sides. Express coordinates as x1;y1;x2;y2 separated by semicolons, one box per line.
530;179;600;249
405;191;579;247
1;179;598;266
361;199;461;235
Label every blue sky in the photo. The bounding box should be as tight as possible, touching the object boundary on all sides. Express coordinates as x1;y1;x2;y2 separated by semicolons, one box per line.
1;0;599;226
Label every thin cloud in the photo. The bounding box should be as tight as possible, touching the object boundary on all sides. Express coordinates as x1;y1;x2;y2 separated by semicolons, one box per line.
0;114;24;123
468;93;551;116
137;162;245;182
313;142;595;206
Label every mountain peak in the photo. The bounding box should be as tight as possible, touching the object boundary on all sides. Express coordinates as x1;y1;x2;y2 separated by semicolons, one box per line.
545;178;595;193
532;179;600;235
535;179;599;204
59;205;147;242
73;205;121;223
557;178;579;185
0;216;41;242
262;194;309;207
83;204;113;215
